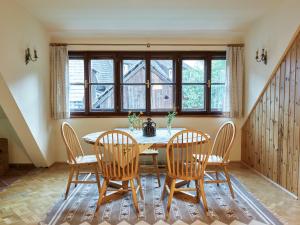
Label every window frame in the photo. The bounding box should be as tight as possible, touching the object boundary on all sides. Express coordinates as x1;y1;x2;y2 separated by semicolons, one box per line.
69;51;226;117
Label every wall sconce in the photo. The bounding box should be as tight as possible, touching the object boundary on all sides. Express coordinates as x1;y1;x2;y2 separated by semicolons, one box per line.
255;48;267;65
25;48;38;65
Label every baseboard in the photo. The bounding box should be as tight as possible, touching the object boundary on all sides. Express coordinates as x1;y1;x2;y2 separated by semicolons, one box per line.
241;161;298;200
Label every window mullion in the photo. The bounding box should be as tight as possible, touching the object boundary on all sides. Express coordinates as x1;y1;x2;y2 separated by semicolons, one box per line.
145;54;151;115
176;56;181;114
205;56;211;113
84;53;90;115
115;55;120;113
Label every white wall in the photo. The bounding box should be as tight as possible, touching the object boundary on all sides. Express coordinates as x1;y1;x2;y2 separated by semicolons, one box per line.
0;1;56;166
244;0;300;117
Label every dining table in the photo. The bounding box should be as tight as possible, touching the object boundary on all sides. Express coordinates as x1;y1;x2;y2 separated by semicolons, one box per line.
82;127;211;204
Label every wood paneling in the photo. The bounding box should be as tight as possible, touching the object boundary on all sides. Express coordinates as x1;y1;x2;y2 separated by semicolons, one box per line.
242;33;300;196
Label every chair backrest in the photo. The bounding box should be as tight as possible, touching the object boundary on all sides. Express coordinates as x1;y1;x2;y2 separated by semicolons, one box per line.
94;130;140;180
212;121;236;162
61;122;84;164
166;130;212;180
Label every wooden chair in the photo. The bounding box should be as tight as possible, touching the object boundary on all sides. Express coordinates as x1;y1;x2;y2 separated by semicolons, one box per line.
94;130;143;216
61;122;101;200
139;148;161;187
205;121;236;198
161;130;212;219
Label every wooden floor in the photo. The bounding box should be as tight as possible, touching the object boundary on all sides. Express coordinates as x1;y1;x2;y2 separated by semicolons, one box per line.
0;162;300;225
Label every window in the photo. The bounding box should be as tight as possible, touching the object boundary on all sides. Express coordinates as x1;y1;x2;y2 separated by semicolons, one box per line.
150;59;175;112
90;59;115;111
211;59;226;111
181;60;205;111
69;59;85;111
121;59;146;111
68;52;226;117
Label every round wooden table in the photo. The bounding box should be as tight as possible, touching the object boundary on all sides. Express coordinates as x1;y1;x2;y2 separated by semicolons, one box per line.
83;128;210;148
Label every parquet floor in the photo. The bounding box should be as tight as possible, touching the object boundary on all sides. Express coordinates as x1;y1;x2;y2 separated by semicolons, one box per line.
0;164;68;225
0;163;300;225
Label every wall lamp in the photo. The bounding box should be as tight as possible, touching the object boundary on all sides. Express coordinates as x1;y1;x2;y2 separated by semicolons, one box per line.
255;48;267;65
25;48;38;65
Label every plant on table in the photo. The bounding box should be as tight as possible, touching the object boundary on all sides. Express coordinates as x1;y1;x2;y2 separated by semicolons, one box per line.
128;111;144;131
166;111;177;134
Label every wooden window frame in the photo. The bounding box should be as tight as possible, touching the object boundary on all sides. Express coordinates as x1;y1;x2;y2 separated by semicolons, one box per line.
69;51;226;118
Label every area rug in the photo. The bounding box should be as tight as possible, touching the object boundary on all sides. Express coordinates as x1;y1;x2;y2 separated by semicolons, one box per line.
41;174;282;225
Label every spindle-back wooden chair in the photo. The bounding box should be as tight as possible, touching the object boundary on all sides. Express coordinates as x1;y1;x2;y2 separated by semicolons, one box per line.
161;129;212;219
205;121;236;198
61;122;101;200
94;130;143;216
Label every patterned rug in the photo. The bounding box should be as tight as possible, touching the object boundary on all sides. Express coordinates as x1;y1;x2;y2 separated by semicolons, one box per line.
42;173;282;225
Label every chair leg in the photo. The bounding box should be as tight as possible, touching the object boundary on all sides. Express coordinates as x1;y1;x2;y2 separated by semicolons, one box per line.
195;180;200;203
130;179;140;216
199;179;208;213
93;165;101;194
166;178;176;219
224;165;235;198
95;179;108;214
74;167;79;187
161;174;170;201
187;181;191;188
152;154;161;187
215;170;220;186
136;176;144;200
65;166;75;200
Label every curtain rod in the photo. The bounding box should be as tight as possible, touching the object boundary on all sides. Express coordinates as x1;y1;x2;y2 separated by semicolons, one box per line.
50;43;244;47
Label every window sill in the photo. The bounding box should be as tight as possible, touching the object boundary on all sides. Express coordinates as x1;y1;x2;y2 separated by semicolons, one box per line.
70;112;228;119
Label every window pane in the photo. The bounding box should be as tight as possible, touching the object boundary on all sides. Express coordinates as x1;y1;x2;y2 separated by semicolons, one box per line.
91;59;114;83
122;85;146;111
182;85;205;111
122;60;145;83
211;60;226;83
69;59;84;83
151;85;174;111
211;85;225;111
182;60;205;83
69;85;85;111
90;85;114;111
151;60;173;83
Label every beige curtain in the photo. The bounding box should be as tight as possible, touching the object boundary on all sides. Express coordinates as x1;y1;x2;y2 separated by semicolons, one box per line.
50;45;69;119
223;46;244;118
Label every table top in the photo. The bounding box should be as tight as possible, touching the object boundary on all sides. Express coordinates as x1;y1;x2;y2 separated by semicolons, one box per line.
82;128;210;146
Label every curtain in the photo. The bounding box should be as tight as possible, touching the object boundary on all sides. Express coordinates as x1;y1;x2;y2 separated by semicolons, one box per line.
223;46;244;118
50;45;69;119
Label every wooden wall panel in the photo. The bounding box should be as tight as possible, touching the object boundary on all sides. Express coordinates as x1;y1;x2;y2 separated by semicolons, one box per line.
242;34;300;196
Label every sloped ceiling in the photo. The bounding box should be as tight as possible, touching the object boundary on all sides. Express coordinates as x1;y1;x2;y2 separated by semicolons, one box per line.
0;106;6;119
14;0;281;39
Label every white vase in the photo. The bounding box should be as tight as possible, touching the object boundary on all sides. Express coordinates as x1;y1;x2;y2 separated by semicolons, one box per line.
167;124;172;134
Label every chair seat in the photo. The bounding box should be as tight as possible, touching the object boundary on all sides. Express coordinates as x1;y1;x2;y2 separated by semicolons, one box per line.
207;155;227;165
140;148;159;155
72;155;98;164
193;154;227;165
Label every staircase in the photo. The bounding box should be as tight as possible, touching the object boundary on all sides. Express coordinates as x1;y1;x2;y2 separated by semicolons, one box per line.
242;29;300;196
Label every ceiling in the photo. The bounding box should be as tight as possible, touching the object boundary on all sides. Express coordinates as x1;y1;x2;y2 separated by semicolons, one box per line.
14;0;280;40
